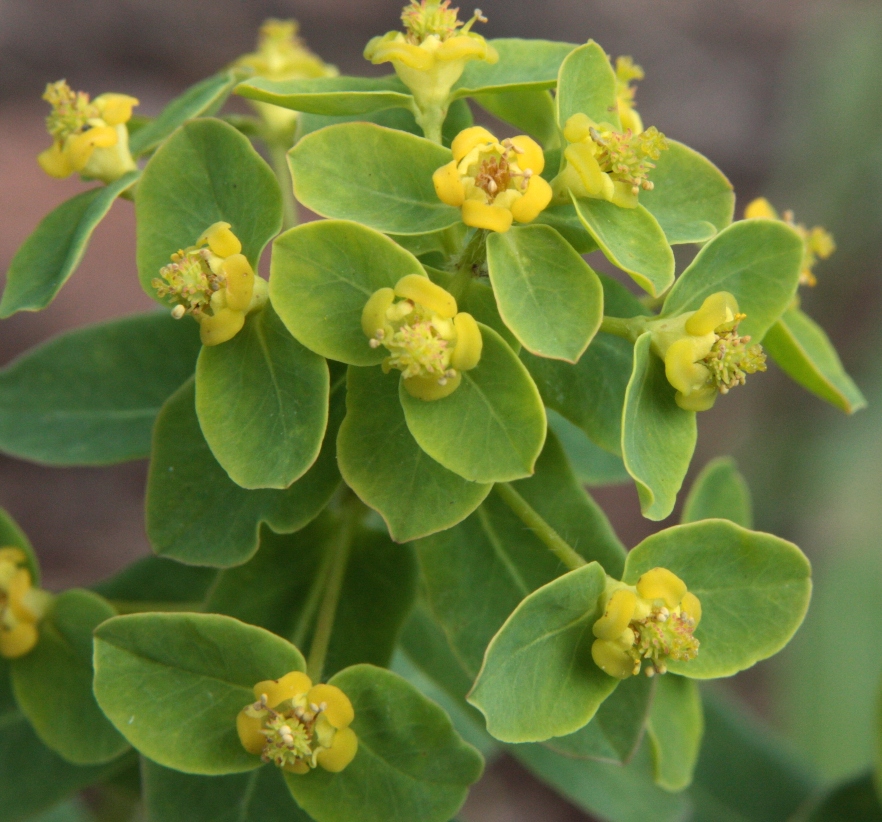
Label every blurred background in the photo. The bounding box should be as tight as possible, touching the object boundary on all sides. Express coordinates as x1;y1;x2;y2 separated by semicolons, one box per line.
1;1;881;819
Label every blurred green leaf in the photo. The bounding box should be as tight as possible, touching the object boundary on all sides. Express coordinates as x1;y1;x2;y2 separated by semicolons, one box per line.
682;456;753;528
473;89;557;145
236;75;413;115
547;410;630;486
556;41;620;130
797;772;882;822
646;674;703;792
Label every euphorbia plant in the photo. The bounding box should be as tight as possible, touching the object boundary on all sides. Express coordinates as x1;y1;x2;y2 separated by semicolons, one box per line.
0;2;867;820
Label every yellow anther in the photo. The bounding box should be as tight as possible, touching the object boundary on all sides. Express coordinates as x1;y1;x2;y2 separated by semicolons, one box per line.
684;292;738;336
199;222;243;258
636;568;687;609
744;197;778;220
394;274;457;318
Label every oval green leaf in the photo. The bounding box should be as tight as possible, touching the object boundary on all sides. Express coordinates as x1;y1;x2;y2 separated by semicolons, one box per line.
285;664;483;822
486;224;603;362
468;562;616;742
135;118;282;297
547;410;630;487
130;71;243;156
337;366;490;542
1;172;139;317
0;311;201;466
682;456;753;528
236;75;413;116
195;304;329;489
623;519;812;678
640;139;734;244
473;89;557;145
556;40;620;130
646;674;703;792
270;220;425;365
661;219;804;340
452;38;576;99
572;197;674;296
622;333;697;521
93;613;306;774
763;306;867;414
146;378;342;567
288;123;458;235
399;323;546;483
10;589;127;765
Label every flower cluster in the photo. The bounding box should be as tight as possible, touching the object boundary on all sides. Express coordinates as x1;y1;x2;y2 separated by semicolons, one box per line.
592;567;701;679
0;548;51;659
433;127;552;232
237;671;358;774
615;55;645;135
649;292;767;411
362;275;482;400
37;80;138;183
745;197;835;288
364;2;497;139
152;223;268;346
235;19;338;136
552;113;668;209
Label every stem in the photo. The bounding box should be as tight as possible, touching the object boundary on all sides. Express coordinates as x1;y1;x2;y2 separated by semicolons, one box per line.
290;547;335;651
268;139;298;230
306;510;355;682
413;102;445;144
600;315;646;342
494;483;586;571
448;229;487;302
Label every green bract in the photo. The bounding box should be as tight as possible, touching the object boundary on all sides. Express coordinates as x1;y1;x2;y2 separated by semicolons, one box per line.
4;9;864;820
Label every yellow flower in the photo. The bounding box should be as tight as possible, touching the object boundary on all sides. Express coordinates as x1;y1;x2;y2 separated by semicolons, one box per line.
235;19;337;136
237;671;358;774
362;274;482;401
744;197;835;288
647;292;767;411
364;2;497;141
592;567;702;679
552;113;668;209
37;81;138;183
615;55;645;135
433;127;553;233
0;547;51;660
152;222;268;346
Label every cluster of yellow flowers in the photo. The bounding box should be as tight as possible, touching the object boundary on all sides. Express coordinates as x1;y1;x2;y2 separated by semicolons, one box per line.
237;671;358;774
0;548;51;659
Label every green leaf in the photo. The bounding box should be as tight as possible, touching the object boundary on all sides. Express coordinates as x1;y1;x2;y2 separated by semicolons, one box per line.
468;562;616;742
130;71;243;156
146;378;342;567
661;219;804;341
93;613;305;774
623;520;812;678
207;519;418;678
547;410;630;487
136;118;282;298
399;323;546;483
337;366;490;542
486;224;603;362
0;674;131;822
270;220;425;366
646;675;704;792
763;306;867;414
143;759;311;822
452;38;576;98
285;665;483;822
236;75;413;116
689;689;815;822
801;772;882;822
195;305;328;489
0;311;201;466
533;204;599;254
572;197;675;297
515;739;692;822
682;456;753;528
0;506;39;584
472;89;557;145
93;554;216;611
545;675;654;764
622;333;697;520
639;140;734;245
288;124;458;235
0;172;139;317
10;589;127;766
556;40;620;130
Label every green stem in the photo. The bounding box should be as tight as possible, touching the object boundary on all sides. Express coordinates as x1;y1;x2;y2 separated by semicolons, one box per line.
306;510;355;682
448;229;487;302
600;315;646;342
494;483;586;571
268;139;298;230
291;547;335;651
